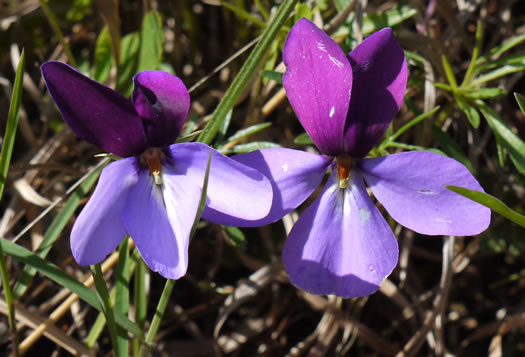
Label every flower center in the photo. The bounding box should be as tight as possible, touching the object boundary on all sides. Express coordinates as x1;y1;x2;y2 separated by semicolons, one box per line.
336;155;352;189
141;148;164;185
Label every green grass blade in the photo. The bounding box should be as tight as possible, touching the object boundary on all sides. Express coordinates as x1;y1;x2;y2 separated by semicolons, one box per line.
514;92;525;116
462;20;483;86
198;0;298;145
446;186;525;228
116;239;130;355
0;237;142;336
441;55;458;90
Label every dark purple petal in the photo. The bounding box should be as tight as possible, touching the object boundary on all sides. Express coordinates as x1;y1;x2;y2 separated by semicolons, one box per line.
166;142;273;224
230;148;331;226
123;168;201;279
360;151;491;236
41;61;147;157
71;158;138;265
132;71;190;147
343;28;408;157
282;170;398;298
283;18;352;155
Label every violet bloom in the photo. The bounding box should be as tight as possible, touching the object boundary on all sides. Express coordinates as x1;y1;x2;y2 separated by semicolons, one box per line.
41;61;272;279
232;19;491;297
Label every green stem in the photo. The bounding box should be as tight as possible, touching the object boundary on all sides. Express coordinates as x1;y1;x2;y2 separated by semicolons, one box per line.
0;242;18;356
91;264;122;357
39;0;77;67
133;255;147;357
198;0;298;144
137;279;175;357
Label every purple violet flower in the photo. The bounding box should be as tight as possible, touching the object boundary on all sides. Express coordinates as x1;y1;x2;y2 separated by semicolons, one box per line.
41;61;273;279
231;19;491;298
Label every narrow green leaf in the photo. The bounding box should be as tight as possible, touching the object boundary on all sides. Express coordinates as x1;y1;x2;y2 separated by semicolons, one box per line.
220;141;280;154
137;11;163;72
294;132;314;145
294;2;312;22
176;129;207;143
434;82;452;92
93;26;113;83
117;32;140;96
446;186;525;228
220;1;266;28
116;239;130;354
514;92;525;116
459;87;503;99
475;33;525;66
476;54;525;73
456;95;480;128
477;100;525;174
198;0;298;145
133;256;148;356
261;70;283;84
223;226;247;252
216;109;233;144
13;163;104;298
0;238;142;336
471;64;525;86
226;122;272;143
441;55;458;90
386;106;440;145
362;6;417;35
462;20;483;86
431;126;473;172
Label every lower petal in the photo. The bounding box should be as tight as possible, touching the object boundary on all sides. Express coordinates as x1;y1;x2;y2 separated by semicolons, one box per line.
360;151;491;236
123;169;201;279
71;158;138;265
167;142;273;225
230;148;331;226
282;170;398;298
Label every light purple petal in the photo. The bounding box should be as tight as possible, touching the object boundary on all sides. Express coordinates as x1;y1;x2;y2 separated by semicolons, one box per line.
283;18;352;155
71;158;138;265
41;61;147;157
230;148;331;226
360;151;491;236
282;170;398;298
166;143;273;224
132;71;190;147
123;168;201;279
343;28;408;158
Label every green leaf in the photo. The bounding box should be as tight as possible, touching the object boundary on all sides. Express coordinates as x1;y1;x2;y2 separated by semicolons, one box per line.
0;238;142;336
362;6;417;35
475;33;525;66
137;11;163;73
462;20;483;86
13;163;104;298
477;100;525;174
456;95;480;128
446;186;525;228
471;64;525;86
0;50;24;200
223;226;247;252
386;106;440;144
459;87;503;99
93;26;113;83
226;122;272;143
442;55;458;90
514;92;525;116
220;141;280;154
294;132;314;145
220;1;266;28
261;70;283;84
294;2;312;23
115;239;130;354
116;32;140;96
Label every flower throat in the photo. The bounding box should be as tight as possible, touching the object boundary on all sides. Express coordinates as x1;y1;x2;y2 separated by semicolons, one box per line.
142;148;164;185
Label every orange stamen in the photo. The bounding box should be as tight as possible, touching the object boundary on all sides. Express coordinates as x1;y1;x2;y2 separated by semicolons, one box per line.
142;148;163;185
336;156;352;189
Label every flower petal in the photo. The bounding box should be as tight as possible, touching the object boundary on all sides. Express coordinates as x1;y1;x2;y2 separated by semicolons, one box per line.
41;61;147;157
132;71;190;147
360;151;491;236
282;170;398;298
343;28;408;157
123;168;201;279
283;18;352;155
71;158;138;265
230;148;331;225
166;143;273;224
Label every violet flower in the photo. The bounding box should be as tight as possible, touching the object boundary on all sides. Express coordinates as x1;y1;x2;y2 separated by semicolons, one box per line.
41;61;272;279
232;19;491;297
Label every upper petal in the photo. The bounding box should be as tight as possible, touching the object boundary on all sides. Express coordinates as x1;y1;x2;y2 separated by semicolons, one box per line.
123;168;201;279
283;18;352;155
41;61;148;157
343;28;408;158
166;143;273;224
132;71;190;147
282;170;398;298
360;151;491;236
71;158;138;265
230;148;332;226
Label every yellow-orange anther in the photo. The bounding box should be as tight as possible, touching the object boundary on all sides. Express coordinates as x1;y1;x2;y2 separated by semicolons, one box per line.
142;148;163;185
336;156;352;189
